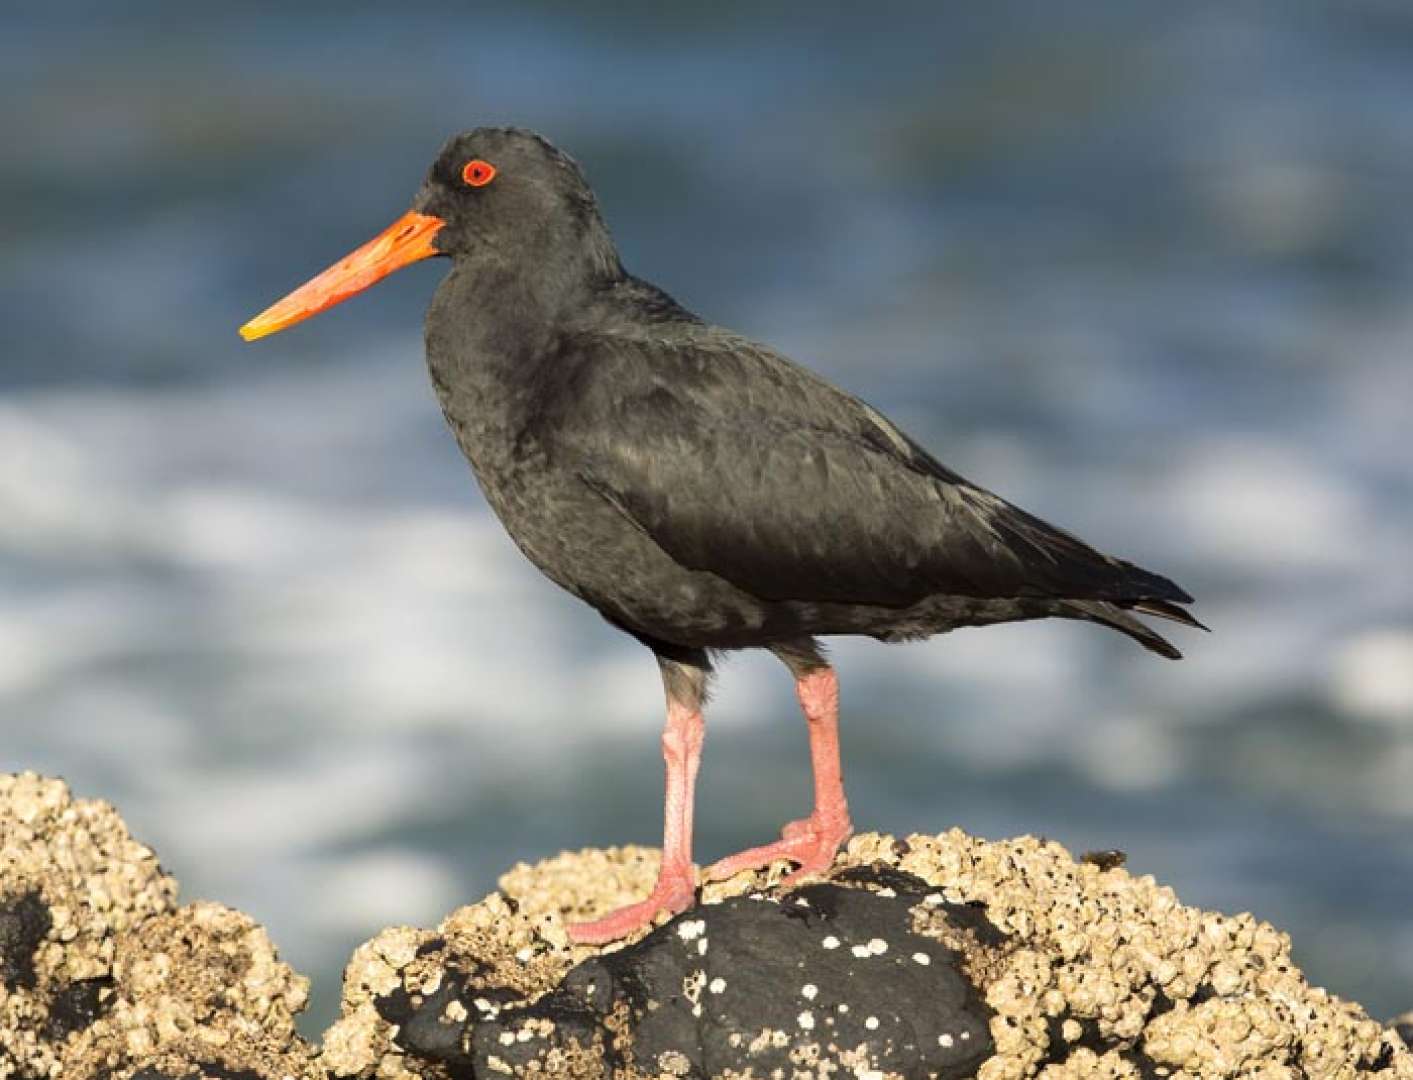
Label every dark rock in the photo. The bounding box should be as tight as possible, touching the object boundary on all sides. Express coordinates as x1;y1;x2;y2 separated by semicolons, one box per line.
0;890;52;991
379;882;995;1079
1080;849;1128;871
45;975;114;1038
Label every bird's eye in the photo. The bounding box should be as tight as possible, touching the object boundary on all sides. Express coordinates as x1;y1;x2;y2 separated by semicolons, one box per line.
462;159;497;187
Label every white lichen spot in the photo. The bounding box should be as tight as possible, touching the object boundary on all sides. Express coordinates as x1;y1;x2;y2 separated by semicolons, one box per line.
709;977;726;994
801;983;818;1001
795;896;811;908
938;1033;954;1048
867;938;888;955
876;887;897;898
677;919;706;942
515;946;533;962
960;1030;970;1040
851;945;871;958
924;893;944;906
657;1050;692;1077
865;1016;880;1031
683;969;707;1006
838;1003;849;1013
798;1010;815;1031
697;938;708;956
444;999;468;1023
822;935;841;950
912;952;931;966
498;1031;516;1047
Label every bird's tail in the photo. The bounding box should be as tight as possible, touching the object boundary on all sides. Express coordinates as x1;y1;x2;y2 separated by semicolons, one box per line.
1062;598;1209;661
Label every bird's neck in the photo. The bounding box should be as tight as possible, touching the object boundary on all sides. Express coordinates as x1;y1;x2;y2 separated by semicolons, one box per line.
423;255;614;463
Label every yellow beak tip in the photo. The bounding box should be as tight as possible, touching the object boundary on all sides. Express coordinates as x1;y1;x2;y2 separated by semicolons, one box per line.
239;320;269;342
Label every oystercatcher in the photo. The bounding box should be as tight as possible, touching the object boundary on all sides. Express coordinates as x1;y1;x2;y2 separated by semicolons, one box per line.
242;128;1201;943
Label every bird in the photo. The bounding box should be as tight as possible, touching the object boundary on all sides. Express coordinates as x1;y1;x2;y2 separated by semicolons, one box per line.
240;127;1202;945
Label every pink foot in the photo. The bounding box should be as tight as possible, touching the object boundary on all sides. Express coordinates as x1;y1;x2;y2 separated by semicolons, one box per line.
566;867;698;946
705;814;853;887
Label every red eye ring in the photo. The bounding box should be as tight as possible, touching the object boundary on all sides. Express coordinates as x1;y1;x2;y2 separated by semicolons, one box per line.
462;159;496;187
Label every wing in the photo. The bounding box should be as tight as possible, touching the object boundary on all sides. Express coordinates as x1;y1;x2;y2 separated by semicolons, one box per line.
550;325;1192;611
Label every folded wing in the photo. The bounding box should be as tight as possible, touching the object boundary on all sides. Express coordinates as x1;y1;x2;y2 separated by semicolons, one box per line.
556;328;1194;615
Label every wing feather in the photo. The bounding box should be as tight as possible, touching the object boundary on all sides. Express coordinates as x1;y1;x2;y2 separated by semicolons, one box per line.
551;327;1192;612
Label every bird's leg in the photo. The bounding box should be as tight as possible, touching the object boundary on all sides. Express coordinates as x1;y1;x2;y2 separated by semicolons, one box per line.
706;644;853;886
567;652;709;945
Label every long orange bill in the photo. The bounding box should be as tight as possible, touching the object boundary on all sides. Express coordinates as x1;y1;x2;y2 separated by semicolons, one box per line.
239;211;445;341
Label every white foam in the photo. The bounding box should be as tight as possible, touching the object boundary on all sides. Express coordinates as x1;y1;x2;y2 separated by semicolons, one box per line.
1329;630;1413;726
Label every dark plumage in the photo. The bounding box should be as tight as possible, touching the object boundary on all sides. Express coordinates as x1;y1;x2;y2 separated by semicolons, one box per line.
242;127;1202;944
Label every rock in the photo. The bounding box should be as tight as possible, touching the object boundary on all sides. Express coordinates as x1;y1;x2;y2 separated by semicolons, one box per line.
346;875;994;1078
6;771;1413;1079
0;773;318;1080
329;840;1413;1080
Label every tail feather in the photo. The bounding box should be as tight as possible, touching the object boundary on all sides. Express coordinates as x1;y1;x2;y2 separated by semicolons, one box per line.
1111;557;1194;606
1062;599;1193;660
1131;597;1209;633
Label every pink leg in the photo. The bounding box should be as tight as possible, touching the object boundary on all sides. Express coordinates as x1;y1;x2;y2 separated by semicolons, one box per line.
567;694;703;944
706;667;853;886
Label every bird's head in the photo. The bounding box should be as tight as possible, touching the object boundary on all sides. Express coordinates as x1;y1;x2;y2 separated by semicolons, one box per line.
240;127;618;342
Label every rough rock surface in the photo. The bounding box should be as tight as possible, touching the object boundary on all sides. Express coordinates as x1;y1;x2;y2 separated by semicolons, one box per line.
327;870;995;1079
328;838;1413;1080
5;772;1412;1079
0;772;318;1080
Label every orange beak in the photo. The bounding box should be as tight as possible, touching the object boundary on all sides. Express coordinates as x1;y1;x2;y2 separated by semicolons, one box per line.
239;211;445;341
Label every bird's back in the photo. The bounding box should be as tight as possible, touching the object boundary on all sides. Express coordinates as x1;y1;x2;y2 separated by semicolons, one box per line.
522;283;1199;654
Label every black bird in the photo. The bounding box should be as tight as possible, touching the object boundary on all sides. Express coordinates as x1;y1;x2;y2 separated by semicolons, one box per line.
241;128;1202;944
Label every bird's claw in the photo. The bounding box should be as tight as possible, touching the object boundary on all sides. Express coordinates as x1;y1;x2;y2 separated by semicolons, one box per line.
704;814;853;885
566;867;698;946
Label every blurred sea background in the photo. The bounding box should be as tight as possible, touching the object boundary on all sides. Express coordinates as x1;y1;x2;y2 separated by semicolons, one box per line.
4;0;1412;1034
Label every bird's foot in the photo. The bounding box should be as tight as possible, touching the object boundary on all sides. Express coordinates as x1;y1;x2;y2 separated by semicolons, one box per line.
566;864;698;946
705;813;853;887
